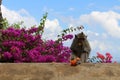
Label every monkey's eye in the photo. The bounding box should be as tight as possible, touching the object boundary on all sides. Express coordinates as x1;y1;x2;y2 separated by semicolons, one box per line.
79;38;85;40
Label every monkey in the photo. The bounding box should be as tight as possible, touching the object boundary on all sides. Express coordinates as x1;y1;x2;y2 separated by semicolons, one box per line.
70;32;91;63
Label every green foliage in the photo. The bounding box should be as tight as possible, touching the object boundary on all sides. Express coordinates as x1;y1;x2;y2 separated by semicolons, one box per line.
57;25;84;42
11;21;24;29
36;12;48;35
1;18;9;29
57;25;84;38
1;18;24;29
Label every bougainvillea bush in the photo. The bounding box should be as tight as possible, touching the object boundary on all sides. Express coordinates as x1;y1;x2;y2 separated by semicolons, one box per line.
0;12;83;63
0;27;73;63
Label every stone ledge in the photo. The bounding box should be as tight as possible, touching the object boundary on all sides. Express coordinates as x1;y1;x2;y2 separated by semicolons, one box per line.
0;63;119;80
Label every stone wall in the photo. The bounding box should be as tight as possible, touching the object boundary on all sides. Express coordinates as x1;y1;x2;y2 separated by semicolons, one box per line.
0;63;120;80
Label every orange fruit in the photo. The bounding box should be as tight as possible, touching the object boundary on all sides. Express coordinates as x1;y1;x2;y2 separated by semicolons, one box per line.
70;59;77;66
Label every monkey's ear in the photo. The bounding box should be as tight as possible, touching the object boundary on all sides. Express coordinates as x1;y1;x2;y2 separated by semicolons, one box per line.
81;32;84;34
75;35;77;38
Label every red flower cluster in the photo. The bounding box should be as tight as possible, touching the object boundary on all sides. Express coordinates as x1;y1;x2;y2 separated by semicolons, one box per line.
97;52;113;63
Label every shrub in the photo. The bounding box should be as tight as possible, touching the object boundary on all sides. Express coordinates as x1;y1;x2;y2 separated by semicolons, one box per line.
0;27;72;63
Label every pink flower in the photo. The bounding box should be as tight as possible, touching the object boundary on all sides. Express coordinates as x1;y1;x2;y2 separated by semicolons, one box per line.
97;52;105;60
106;52;111;56
3;52;12;59
106;52;112;61
62;34;73;41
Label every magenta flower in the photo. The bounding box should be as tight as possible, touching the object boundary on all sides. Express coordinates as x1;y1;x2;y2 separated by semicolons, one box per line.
0;26;71;63
0;48;2;52
45;55;56;62
3;52;12;60
62;34;73;41
12;53;22;60
105;52;112;63
28;27;38;34
10;46;21;53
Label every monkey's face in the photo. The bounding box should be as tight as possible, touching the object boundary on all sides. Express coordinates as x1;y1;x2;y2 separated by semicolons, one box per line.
75;35;86;41
75;34;87;40
75;35;86;46
78;38;85;41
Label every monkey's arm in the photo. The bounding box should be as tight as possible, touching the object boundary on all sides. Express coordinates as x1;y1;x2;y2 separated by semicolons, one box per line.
82;40;91;53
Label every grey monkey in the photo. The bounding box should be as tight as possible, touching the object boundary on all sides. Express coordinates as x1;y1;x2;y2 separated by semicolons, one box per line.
70;32;91;63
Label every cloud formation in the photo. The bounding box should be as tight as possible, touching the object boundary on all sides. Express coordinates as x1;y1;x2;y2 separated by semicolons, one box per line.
80;11;120;38
1;5;38;28
60;11;120;39
43;19;62;40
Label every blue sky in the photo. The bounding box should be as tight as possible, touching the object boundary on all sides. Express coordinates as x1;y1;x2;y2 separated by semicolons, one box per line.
3;0;120;22
2;0;120;62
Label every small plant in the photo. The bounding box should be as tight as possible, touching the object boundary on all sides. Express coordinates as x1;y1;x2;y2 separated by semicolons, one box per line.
36;12;48;35
87;52;114;63
57;25;84;43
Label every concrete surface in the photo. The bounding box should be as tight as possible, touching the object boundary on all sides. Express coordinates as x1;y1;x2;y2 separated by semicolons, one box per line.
0;63;120;80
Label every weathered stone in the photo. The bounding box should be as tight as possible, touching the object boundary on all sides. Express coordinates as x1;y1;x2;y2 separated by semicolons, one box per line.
0;63;120;80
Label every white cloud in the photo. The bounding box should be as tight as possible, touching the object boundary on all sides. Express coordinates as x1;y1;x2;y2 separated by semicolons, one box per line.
60;11;120;39
59;16;81;26
68;7;75;11
18;9;31;16
112;6;120;10
86;30;108;40
86;30;111;52
43;19;62;40
80;11;120;38
1;5;38;28
89;40;112;51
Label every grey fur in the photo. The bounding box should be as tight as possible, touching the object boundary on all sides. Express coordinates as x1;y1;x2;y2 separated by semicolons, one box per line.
70;32;91;63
